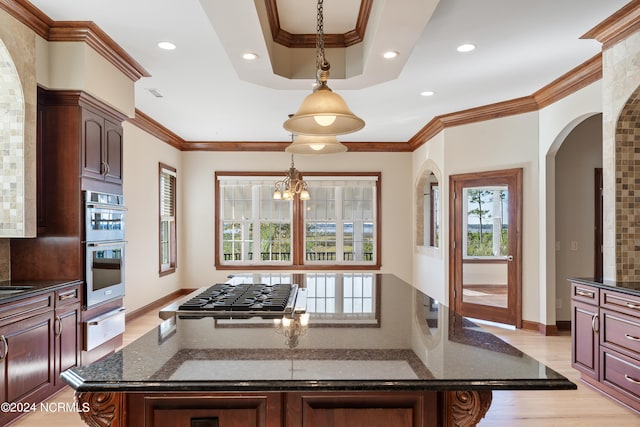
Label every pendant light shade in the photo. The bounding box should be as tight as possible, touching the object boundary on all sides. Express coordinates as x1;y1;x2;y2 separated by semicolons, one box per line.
286;134;347;154
283;86;365;136
283;0;365;138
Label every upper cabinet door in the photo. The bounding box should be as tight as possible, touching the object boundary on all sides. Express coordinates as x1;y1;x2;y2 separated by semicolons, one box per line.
82;108;105;181
104;120;123;184
81;108;124;186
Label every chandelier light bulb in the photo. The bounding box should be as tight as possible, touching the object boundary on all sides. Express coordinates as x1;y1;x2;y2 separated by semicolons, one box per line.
314;115;337;127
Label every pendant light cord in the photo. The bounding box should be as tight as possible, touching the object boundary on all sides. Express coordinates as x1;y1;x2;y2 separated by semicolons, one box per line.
315;0;329;87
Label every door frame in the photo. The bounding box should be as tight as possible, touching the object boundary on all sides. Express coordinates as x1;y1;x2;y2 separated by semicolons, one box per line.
449;168;523;327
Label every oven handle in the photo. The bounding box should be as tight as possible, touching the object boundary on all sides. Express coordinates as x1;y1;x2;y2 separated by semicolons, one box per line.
86;203;127;211
87;241;127;247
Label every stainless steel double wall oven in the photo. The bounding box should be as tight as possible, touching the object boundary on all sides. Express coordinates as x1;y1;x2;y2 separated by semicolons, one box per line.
84;191;126;308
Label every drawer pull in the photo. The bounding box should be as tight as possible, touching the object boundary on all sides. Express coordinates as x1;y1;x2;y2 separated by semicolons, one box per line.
625;374;640;385
626;302;640;310
625;334;640;342
576;289;594;298
59;292;76;301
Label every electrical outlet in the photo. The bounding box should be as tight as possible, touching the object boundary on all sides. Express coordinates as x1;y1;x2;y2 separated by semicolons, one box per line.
570;241;578;251
556;298;562;309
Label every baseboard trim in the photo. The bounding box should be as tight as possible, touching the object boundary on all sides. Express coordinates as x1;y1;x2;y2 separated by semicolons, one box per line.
556;320;571;331
521;320;559;336
126;288;196;322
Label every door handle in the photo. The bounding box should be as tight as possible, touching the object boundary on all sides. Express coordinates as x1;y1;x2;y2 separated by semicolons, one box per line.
506;255;514;261
0;335;7;360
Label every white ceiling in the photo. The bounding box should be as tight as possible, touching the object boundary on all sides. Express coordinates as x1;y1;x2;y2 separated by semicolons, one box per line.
29;0;629;143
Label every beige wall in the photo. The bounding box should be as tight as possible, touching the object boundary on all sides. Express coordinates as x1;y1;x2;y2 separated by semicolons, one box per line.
411;82;610;327
121;124;182;312
179;151;413;288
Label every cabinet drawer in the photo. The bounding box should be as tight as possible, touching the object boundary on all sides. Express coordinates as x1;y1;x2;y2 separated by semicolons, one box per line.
0;293;53;326
601;349;640;401
601;309;640;358
602;290;640;318
571;283;599;305
55;285;81;307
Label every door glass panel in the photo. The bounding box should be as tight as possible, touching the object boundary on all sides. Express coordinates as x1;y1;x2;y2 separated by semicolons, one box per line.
462;186;509;308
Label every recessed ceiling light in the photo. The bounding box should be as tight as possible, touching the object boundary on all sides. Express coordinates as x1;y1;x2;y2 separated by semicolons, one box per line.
456;43;476;53
157;41;176;50
242;52;259;61
420;91;435;97
383;51;399;59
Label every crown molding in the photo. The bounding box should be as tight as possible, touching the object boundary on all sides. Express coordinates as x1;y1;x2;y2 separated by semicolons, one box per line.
128;109;183;151
409;96;539;150
0;0;51;38
264;0;372;48
533;53;602;108
49;21;150;80
581;1;640;50
0;0;149;81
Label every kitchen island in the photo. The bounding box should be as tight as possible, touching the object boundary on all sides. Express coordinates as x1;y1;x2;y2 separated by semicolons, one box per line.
61;273;576;426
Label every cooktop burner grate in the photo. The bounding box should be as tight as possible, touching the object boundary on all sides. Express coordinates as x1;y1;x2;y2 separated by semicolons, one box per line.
178;283;295;313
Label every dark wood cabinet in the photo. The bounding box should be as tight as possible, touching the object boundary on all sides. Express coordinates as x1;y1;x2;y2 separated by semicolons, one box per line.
126;393;283;427
0;293;56;426
54;285;82;389
82;107;124;185
570;281;640;413
572;299;599;379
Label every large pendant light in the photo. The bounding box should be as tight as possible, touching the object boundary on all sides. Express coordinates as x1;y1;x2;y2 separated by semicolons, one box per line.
283;0;365;136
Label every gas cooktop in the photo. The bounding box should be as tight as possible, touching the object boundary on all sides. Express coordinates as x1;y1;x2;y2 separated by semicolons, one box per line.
169;282;307;319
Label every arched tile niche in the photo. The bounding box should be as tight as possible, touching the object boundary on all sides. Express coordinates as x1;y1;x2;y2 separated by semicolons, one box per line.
0;38;26;237
615;85;640;282
415;162;442;249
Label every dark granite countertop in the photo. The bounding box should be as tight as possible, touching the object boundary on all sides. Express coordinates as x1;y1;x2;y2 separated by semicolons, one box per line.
568;277;640;296
0;279;83;304
62;273;576;393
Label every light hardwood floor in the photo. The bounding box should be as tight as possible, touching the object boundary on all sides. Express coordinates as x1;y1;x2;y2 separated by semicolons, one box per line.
9;305;640;427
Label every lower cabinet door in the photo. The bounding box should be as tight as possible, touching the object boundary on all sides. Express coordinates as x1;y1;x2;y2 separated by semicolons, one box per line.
286;392;438;427
572;300;599;380
54;304;81;387
0;311;55;425
125;393;283;427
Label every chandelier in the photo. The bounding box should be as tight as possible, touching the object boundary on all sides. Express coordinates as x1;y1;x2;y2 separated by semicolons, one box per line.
273;154;310;201
273;313;310;348
283;0;365;137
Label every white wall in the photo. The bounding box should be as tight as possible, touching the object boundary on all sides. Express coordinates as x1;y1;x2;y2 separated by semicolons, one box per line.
180;151;413;287
122;123;182;312
539;81;602;325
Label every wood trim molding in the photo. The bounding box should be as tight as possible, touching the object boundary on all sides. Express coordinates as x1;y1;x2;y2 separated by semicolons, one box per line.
409;96;539;150
0;0;52;39
264;0;372;48
128;109;184;150
125;288;196;323
49;21;150;81
40;88;128;122
581;1;640;50
533;53;602;108
0;1;149;81
522;320;559;336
